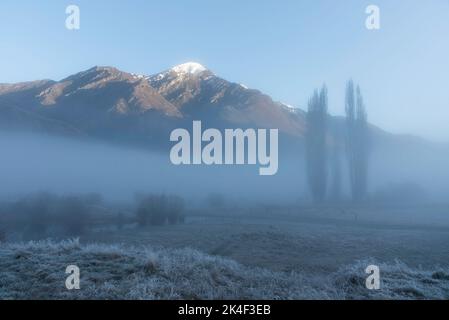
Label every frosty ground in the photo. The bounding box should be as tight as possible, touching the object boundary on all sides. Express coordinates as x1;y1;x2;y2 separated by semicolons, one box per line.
1;205;449;299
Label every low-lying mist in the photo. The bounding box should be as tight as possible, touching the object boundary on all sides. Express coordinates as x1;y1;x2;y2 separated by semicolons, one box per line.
0;131;448;208
0;132;305;205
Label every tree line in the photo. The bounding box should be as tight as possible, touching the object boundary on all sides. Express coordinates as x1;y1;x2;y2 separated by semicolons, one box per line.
306;80;370;203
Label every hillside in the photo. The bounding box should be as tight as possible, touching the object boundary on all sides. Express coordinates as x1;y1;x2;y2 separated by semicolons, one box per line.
0;63;305;144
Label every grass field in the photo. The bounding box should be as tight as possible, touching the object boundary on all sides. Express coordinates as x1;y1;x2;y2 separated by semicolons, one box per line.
1;205;449;299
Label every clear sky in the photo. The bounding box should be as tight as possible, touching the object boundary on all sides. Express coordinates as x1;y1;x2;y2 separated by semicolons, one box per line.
1;0;448;141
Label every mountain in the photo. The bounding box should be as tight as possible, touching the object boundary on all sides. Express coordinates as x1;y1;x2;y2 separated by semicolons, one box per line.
0;62;429;153
148;62;305;135
37;66;180;116
2;63;447;200
0;63;308;148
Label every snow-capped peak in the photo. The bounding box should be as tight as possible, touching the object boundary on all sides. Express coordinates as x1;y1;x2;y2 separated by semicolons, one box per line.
131;73;150;81
171;62;207;75
281;102;302;114
282;102;296;110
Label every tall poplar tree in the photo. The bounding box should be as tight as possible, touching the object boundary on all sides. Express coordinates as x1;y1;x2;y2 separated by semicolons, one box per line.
306;85;328;203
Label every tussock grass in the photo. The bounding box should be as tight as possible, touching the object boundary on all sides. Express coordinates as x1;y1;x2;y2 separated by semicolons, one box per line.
0;240;448;300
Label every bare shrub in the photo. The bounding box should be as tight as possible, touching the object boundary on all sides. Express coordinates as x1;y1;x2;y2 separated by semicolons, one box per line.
136;194;185;227
14;192;55;240
8;193;93;239
136;195;154;227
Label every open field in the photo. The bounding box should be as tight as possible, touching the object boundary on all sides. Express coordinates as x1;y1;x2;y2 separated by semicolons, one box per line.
83;205;449;274
2;205;448;299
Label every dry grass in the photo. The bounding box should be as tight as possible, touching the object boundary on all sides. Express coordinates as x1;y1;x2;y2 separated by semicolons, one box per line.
1;239;448;300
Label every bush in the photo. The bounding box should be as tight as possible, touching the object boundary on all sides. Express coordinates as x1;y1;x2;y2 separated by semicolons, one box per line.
14;192;55;240
137;195;162;226
9;193;92;239
136;194;185;227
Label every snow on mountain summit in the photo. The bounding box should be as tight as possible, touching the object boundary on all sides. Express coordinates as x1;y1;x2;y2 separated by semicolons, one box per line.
171;62;207;75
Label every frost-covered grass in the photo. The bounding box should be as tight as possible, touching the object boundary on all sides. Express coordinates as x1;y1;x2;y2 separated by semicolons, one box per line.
334;260;449;299
0;239;448;300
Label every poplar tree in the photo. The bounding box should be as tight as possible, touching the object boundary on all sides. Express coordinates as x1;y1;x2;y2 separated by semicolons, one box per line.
345;81;369;202
306;85;328;203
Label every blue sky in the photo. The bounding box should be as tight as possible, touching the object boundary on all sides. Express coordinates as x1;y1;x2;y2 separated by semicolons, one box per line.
1;0;448;141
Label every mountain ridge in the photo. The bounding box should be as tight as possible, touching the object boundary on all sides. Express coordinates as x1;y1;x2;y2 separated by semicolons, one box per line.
0;63;306;140
0;63;429;153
